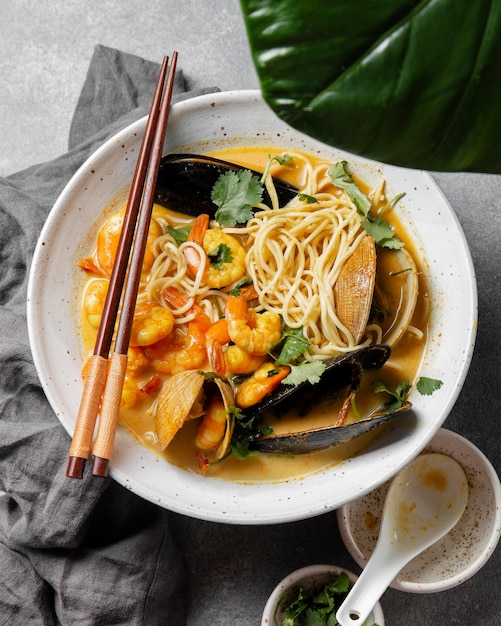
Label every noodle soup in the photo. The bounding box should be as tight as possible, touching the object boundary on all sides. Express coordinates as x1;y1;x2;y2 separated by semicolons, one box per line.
78;146;429;483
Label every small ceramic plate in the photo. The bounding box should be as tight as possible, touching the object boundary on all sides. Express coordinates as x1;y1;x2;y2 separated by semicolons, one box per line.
261;564;385;626
337;428;501;592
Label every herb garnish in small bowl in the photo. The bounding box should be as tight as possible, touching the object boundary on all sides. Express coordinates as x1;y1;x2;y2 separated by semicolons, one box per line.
261;565;384;626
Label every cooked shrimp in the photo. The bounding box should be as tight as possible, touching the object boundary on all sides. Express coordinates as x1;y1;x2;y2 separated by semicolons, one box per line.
226;294;282;356
147;287;211;375
225;344;266;375
121;376;140;409
129;303;175;347
82;278;109;328
184;214;246;288
126;346;149;376
96;206;165;276
206;319;230;377
195;396;227;451
236;362;290;408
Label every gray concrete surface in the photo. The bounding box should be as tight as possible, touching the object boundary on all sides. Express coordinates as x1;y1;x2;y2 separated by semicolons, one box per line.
1;1;500;624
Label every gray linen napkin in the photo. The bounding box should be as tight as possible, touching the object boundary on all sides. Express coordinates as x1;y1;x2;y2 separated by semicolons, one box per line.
0;44;218;626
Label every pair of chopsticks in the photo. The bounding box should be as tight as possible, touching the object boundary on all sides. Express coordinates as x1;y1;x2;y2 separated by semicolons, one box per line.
67;53;178;479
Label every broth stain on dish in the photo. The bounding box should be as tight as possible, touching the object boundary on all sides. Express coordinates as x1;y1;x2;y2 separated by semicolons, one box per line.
77;145;429;482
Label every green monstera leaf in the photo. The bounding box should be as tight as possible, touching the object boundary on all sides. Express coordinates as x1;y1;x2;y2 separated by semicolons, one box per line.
240;0;501;173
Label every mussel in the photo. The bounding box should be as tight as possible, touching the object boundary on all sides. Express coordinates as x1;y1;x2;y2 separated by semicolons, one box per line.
155;153;298;216
247;344;412;455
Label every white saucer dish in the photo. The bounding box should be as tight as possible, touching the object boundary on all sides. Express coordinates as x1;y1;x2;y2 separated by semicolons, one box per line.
27;90;477;524
337;428;501;592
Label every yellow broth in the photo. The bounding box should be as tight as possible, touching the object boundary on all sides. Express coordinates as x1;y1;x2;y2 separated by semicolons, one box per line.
79;146;429;483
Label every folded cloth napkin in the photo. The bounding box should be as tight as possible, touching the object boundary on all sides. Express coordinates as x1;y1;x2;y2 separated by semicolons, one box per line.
0;44;219;626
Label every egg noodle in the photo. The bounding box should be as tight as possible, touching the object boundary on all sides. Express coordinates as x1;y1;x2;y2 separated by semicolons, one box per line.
140;150;383;360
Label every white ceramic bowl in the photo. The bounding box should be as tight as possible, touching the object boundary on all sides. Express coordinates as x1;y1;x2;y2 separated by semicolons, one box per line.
261;565;385;626
337;428;501;593
27;90;477;524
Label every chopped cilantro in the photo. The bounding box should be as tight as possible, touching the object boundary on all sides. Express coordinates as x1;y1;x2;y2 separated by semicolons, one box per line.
283;361;326;386
273;326;325;386
207;242;233;269
261;153;294;184
298;193;319;204
212;169;263;226
416;376;443;395
329;161;405;250
373;379;411;409
361;216;404;249
273;154;294;165
379;191;406;217
229;405;272;460
328;161;371;217
373;375;443;409
280;572;379;626
166;224;190;245
275;327;310;365
229;276;253;296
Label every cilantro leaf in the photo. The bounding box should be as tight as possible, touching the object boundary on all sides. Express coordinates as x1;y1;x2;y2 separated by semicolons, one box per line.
261;154;294;184
379;191;406;217
275;327;310;365
328;161;372;217
166;225;190;245
281;573;356;626
212;169;263;226
298;193;319;204
416;376;443;395
373;378;411;409
229;406;272;460
273;154;294;166
207;243;233;269
283;361;326;386
361;217;404;249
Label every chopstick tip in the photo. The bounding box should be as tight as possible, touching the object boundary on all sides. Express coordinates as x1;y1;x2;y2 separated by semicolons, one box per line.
92;456;110;478
66;456;86;479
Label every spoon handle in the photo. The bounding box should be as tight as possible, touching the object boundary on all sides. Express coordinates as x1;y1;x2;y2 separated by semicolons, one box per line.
336;540;401;626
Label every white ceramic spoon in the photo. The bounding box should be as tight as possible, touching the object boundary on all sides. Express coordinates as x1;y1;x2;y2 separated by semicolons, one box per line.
336;452;468;626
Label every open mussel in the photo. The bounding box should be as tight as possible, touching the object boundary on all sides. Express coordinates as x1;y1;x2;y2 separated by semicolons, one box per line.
252;401;411;455
246;344;391;420
245;344;412;455
155;153;298;216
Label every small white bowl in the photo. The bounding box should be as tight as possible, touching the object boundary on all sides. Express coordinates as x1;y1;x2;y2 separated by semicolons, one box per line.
337;428;501;593
261;564;385;626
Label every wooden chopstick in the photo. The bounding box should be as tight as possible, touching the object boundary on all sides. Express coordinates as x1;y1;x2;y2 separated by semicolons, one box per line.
66;53;178;479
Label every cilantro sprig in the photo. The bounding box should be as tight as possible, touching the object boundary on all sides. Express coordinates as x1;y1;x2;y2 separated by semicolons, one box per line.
261;153;294;184
329;161;371;216
373;376;443;409
166;224;190;245
207;242;233;269
329;161;403;249
275;326;326;386
212;169;263;226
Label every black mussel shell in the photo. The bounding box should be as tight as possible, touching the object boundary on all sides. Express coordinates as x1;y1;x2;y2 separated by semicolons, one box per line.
244;344;392;421
155;153;298;217
252;401;412;455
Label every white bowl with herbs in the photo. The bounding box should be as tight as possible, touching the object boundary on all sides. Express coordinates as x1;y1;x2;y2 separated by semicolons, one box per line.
262;564;385;626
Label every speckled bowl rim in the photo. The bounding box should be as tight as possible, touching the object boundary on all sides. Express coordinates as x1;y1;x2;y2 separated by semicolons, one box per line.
261;564;385;626
337;428;501;593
